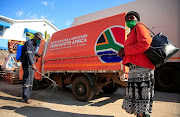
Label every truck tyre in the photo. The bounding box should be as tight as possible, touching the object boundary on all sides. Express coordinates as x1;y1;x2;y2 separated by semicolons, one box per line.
72;76;94;102
102;83;119;93
155;66;180;92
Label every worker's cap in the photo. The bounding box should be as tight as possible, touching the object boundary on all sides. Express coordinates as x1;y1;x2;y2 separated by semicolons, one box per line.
125;11;140;21
34;32;43;39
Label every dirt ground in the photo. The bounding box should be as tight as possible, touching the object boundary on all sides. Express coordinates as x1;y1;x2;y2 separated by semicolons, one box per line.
0;81;180;117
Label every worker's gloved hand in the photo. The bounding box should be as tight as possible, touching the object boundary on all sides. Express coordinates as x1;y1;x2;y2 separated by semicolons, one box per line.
32;64;37;71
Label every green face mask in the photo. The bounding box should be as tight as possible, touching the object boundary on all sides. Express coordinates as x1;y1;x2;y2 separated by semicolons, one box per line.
36;39;41;44
126;20;137;28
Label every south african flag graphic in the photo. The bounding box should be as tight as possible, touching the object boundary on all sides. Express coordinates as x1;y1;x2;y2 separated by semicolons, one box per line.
95;25;125;63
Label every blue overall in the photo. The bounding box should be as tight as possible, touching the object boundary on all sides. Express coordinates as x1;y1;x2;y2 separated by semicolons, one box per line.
21;39;37;101
22;64;34;101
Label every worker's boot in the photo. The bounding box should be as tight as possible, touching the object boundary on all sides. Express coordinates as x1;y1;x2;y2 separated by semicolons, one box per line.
24;100;32;104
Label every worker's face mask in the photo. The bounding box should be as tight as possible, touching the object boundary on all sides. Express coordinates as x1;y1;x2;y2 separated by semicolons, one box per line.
36;39;41;44
126;20;137;28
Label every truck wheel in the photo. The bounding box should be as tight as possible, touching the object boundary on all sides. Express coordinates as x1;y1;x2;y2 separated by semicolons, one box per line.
102;83;119;93
155;66;180;92
72;76;94;102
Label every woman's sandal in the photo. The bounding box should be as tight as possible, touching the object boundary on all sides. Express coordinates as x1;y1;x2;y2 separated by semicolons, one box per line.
137;114;144;117
143;113;150;117
126;111;133;114
137;114;143;117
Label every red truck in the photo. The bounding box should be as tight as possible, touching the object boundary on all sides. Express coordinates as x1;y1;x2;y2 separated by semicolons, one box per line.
19;12;128;101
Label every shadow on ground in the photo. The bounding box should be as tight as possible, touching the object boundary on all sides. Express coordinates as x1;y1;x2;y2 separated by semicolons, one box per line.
0;81;180;107
0;81;124;106
0;106;114;117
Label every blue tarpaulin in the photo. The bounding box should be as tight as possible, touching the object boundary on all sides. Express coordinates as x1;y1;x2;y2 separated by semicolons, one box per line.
0;21;10;28
0;39;8;50
24;28;43;35
24;28;38;34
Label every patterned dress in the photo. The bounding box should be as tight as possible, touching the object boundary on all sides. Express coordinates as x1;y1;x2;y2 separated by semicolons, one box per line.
122;64;155;114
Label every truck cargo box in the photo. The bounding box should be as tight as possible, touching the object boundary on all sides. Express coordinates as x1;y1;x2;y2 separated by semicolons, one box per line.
43;13;128;72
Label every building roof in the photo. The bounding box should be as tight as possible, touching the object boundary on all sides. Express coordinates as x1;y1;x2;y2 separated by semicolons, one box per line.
0;15;15;23
0;15;59;31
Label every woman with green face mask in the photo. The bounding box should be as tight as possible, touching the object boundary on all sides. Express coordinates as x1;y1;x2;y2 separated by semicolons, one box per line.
125;11;140;29
118;11;154;117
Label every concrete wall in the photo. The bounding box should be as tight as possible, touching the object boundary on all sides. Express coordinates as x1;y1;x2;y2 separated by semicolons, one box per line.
71;0;180;62
0;19;59;41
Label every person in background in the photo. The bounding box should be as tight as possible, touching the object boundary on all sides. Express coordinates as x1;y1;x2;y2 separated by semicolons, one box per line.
21;32;43;104
118;11;155;117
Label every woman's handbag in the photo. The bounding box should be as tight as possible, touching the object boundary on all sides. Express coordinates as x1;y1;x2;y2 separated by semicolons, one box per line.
136;24;179;67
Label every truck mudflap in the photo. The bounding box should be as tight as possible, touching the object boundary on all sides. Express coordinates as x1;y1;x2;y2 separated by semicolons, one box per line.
84;73;96;90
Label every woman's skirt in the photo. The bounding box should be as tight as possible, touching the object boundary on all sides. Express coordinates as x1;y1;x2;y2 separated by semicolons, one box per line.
122;64;155;114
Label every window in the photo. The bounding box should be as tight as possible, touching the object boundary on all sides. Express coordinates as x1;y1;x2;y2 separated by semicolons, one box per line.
0;26;4;36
